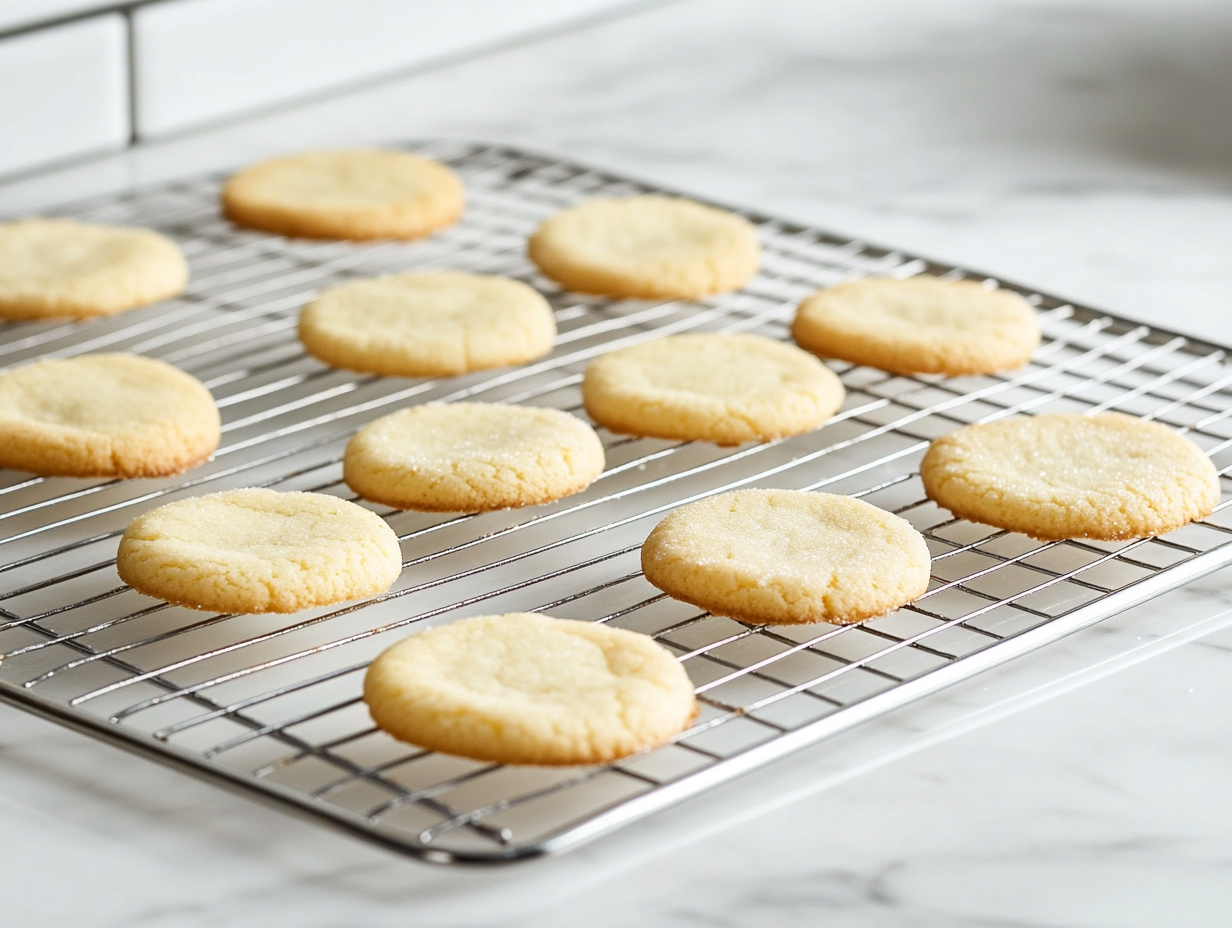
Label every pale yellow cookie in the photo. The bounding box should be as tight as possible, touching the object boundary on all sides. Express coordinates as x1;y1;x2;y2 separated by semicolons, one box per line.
344;403;605;512
117;488;403;614
582;332;844;444
363;612;697;765
528;195;761;299
0;218;188;321
298;271;555;377
792;276;1041;375
0;353;220;478
642;489;931;625
920;412;1221;541
221;149;464;240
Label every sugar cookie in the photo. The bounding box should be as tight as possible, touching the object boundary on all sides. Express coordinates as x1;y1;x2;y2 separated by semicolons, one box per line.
0;353;220;478
642;489;931;625
920;412;1221;540
0;218;188;321
792;276;1040;375
363;612;697;765
582;332;844;444
221;149;464;240
528;195;760;299
117;488;403;613
344;403;605;512
298;271;555;377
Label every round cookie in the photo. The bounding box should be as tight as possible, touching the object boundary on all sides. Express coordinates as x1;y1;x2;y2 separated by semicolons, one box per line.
363;612;697;765
344;402;605;512
528;195;761;299
582;332;844;444
792;276;1041;375
641;489;932;625
0;218;188;321
117;488;403;614
920;411;1221;541
221;149;464;240
0;353;220;478
298;271;556;377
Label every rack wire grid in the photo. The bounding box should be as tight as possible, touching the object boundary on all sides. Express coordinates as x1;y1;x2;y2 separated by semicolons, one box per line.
2;140;1232;864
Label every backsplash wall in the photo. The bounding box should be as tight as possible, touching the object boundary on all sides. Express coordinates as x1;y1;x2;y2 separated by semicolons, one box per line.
0;0;639;180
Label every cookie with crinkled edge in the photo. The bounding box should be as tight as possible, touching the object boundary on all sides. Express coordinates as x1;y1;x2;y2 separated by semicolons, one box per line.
221;149;464;240
528;195;761;299
582;332;844;445
298;271;556;377
641;489;932;625
0;353;220;478
792;275;1040;375
363;612;698;766
0;219;188;321
117;488;403;614
920;412;1221;541
344;402;605;512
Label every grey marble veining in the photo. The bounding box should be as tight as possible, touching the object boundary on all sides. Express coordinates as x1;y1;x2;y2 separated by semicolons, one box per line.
2;0;1232;924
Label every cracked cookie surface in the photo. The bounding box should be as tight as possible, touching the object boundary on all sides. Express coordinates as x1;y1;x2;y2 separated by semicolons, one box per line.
222;149;463;240
299;271;555;377
0;353;219;478
364;612;698;765
0;218;187;320
641;489;931;625
528;195;760;299
921;412;1221;540
344;402;605;512
582;332;844;444
793;275;1040;375
117;488;403;613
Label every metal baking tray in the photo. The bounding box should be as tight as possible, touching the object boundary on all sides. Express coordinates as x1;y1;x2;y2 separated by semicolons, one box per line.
2;140;1230;864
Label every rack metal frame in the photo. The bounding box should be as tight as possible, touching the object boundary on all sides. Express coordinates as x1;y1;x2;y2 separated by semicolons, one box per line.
2;140;1230;864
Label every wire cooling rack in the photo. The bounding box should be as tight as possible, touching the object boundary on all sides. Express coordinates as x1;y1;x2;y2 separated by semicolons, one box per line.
2;141;1231;864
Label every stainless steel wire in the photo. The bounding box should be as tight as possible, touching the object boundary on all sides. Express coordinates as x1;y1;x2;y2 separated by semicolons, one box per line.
2;141;1231;863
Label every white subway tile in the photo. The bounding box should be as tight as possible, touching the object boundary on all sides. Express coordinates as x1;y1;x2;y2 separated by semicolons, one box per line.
134;0;636;137
0;14;129;178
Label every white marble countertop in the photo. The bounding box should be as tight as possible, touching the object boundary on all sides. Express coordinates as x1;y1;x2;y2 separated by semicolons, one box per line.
3;0;1232;924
